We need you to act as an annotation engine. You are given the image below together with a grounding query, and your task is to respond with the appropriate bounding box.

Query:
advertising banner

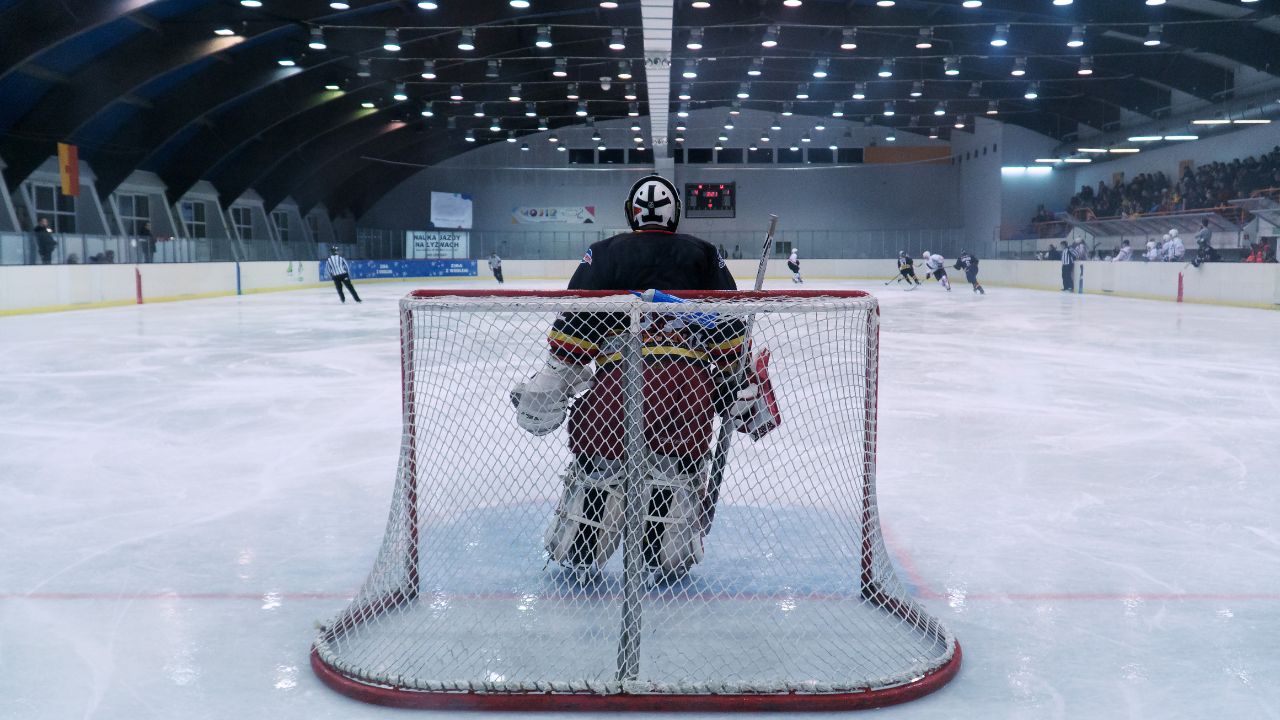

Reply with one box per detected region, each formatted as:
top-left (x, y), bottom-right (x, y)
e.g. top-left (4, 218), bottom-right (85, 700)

top-left (431, 191), bottom-right (473, 229)
top-left (321, 259), bottom-right (477, 281)
top-left (511, 206), bottom-right (597, 224)
top-left (406, 230), bottom-right (470, 259)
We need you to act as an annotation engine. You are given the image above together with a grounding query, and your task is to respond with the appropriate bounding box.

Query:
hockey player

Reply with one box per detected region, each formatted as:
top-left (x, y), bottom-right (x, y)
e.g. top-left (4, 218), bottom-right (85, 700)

top-left (953, 250), bottom-right (984, 294)
top-left (487, 252), bottom-right (504, 284)
top-left (787, 247), bottom-right (803, 283)
top-left (509, 174), bottom-right (772, 580)
top-left (921, 250), bottom-right (951, 291)
top-left (1164, 229), bottom-right (1185, 262)
top-left (1111, 240), bottom-right (1133, 262)
top-left (896, 250), bottom-right (922, 288)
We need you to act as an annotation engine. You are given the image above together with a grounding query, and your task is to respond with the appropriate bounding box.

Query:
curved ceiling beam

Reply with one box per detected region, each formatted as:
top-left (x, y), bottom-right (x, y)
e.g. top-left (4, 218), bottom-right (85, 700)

top-left (0, 0), bottom-right (163, 81)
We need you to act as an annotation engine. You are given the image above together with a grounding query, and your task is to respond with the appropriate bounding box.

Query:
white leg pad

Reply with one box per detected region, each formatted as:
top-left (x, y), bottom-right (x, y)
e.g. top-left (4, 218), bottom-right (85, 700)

top-left (642, 455), bottom-right (707, 578)
top-left (544, 460), bottom-right (625, 570)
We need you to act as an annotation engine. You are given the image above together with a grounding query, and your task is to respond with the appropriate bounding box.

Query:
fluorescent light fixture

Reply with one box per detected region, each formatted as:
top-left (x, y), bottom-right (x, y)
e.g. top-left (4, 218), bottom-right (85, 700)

top-left (1063, 157), bottom-right (1092, 163)
top-left (1191, 118), bottom-right (1230, 125)
top-left (1108, 148), bottom-right (1141, 153)
top-left (1233, 118), bottom-right (1272, 124)
top-left (1127, 136), bottom-right (1161, 142)
top-left (1035, 158), bottom-right (1062, 163)
top-left (1163, 135), bottom-right (1198, 141)
top-left (1077, 148), bottom-right (1108, 153)
top-left (214, 27), bottom-right (235, 36)
top-left (360, 101), bottom-right (375, 108)
top-left (991, 24), bottom-right (1009, 47)
top-left (383, 29), bottom-right (401, 52)
top-left (324, 83), bottom-right (340, 91)
top-left (277, 58), bottom-right (296, 66)
top-left (417, 1), bottom-right (437, 8)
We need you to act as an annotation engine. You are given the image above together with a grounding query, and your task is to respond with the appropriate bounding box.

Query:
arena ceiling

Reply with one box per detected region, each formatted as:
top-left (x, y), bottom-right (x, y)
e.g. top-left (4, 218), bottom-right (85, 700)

top-left (0, 0), bottom-right (1277, 217)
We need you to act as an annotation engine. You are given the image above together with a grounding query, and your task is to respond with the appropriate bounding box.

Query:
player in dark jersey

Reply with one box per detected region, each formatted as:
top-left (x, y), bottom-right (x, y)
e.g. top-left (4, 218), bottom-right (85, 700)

top-left (953, 251), bottom-right (985, 294)
top-left (897, 250), bottom-right (922, 288)
top-left (510, 175), bottom-right (761, 580)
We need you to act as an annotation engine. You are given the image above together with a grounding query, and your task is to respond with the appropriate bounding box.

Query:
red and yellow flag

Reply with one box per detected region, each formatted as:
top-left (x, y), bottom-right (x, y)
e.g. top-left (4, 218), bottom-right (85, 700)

top-left (57, 142), bottom-right (79, 196)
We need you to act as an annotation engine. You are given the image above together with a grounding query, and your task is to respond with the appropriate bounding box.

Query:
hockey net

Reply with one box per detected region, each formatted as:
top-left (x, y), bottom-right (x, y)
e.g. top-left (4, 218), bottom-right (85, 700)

top-left (311, 289), bottom-right (959, 711)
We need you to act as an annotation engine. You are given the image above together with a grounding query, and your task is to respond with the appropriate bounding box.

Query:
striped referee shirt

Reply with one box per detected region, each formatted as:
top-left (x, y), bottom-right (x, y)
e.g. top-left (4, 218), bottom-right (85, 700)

top-left (325, 255), bottom-right (350, 277)
top-left (1061, 249), bottom-right (1074, 266)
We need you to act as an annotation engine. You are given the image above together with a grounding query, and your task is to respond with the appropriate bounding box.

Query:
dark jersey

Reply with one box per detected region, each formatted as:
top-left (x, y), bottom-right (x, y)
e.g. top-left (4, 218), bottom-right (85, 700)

top-left (549, 231), bottom-right (744, 370)
top-left (954, 253), bottom-right (979, 271)
top-left (897, 256), bottom-right (914, 271)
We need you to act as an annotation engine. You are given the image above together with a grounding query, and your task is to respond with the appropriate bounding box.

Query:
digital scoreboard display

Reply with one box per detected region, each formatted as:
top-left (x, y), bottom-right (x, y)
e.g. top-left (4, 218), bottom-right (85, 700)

top-left (685, 182), bottom-right (736, 218)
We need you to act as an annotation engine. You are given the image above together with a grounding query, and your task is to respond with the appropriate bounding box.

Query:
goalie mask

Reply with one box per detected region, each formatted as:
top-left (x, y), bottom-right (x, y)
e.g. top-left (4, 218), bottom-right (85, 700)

top-left (625, 174), bottom-right (681, 233)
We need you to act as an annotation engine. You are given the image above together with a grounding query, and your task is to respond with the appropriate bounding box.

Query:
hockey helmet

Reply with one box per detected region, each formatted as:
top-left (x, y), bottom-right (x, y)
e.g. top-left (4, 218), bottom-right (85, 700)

top-left (625, 174), bottom-right (681, 233)
top-left (1169, 228), bottom-right (1179, 237)
top-left (921, 250), bottom-right (931, 259)
top-left (330, 245), bottom-right (340, 255)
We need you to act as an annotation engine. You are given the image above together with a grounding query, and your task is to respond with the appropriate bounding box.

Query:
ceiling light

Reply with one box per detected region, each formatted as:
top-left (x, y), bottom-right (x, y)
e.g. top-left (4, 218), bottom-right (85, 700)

top-left (1053, 0), bottom-right (1073, 4)
top-left (852, 82), bottom-right (867, 100)
top-left (909, 81), bottom-right (924, 98)
top-left (419, 101), bottom-right (434, 117)
top-left (489, 117), bottom-right (501, 131)
top-left (748, 58), bottom-right (763, 76)
top-left (986, 100), bottom-right (999, 115)
top-left (473, 103), bottom-right (486, 117)
top-left (813, 58), bottom-right (830, 78)
top-left (1035, 158), bottom-right (1063, 164)
top-left (465, 130), bottom-right (476, 142)
top-left (1234, 118), bottom-right (1272, 124)
top-left (360, 101), bottom-right (375, 108)
top-left (1191, 118), bottom-right (1230, 125)
top-left (884, 101), bottom-right (896, 116)
top-left (240, 0), bottom-right (262, 6)
top-left (692, 0), bottom-right (711, 7)
top-left (928, 128), bottom-right (939, 139)
top-left (954, 115), bottom-right (966, 129)
top-left (1011, 57), bottom-right (1027, 76)
top-left (277, 58), bottom-right (296, 66)
top-left (714, 142), bottom-right (724, 151)
top-left (963, 0), bottom-right (982, 7)
top-left (991, 24), bottom-right (1009, 47)
top-left (519, 142), bottom-right (530, 152)
top-left (675, 120), bottom-right (687, 131)
top-left (760, 132), bottom-right (770, 142)
top-left (631, 119), bottom-right (642, 131)
top-left (324, 83), bottom-right (340, 91)
top-left (624, 84), bottom-right (638, 100)
top-left (1077, 148), bottom-right (1107, 153)
top-left (538, 117), bottom-right (549, 131)
top-left (968, 81), bottom-right (982, 97)
top-left (357, 58), bottom-right (371, 77)
top-left (782, 102), bottom-right (794, 117)
top-left (1128, 135), bottom-right (1161, 142)
top-left (636, 135), bottom-right (647, 143)
top-left (609, 29), bottom-right (626, 50)
top-left (723, 117), bottom-right (734, 129)
top-left (417, 1), bottom-right (438, 8)
top-left (1145, 0), bottom-right (1166, 5)
top-left (934, 101), bottom-right (946, 116)
top-left (486, 59), bottom-right (500, 79)
top-left (597, 141), bottom-right (607, 150)
top-left (737, 83), bottom-right (751, 99)
top-left (600, 0), bottom-right (618, 7)
top-left (1144, 25), bottom-right (1162, 47)
top-left (591, 129), bottom-right (602, 141)
top-left (392, 82), bottom-right (408, 101)
top-left (535, 26), bottom-right (552, 48)
top-left (449, 84), bottom-right (463, 100)
top-left (308, 28), bottom-right (326, 50)
top-left (801, 132), bottom-right (812, 143)
top-left (877, 0), bottom-right (895, 6)
top-left (420, 60), bottom-right (436, 79)
top-left (383, 29), bottom-right (401, 52)
top-left (506, 132), bottom-right (517, 143)
top-left (576, 101), bottom-right (588, 116)
top-left (458, 28), bottom-right (476, 51)
top-left (916, 28), bottom-right (934, 49)
top-left (628, 102), bottom-right (640, 117)
top-left (1024, 82), bottom-right (1039, 100)
top-left (677, 103), bottom-right (689, 117)
top-left (762, 25), bottom-right (779, 48)
top-left (1077, 56), bottom-right (1093, 75)
top-left (525, 102), bottom-right (537, 117)
top-left (687, 27), bottom-right (704, 50)
top-left (840, 28), bottom-right (858, 50)
top-left (678, 84), bottom-right (691, 100)
top-left (509, 84), bottom-right (522, 101)
top-left (1066, 25), bottom-right (1084, 48)
top-left (1109, 148), bottom-right (1140, 153)
top-left (617, 61), bottom-right (632, 80)
top-left (771, 117), bottom-right (782, 130)
top-left (1163, 135), bottom-right (1198, 141)
top-left (878, 58), bottom-right (894, 78)
top-left (796, 84), bottom-right (810, 100)
top-left (511, 0), bottom-right (530, 7)
top-left (788, 144), bottom-right (799, 152)
top-left (944, 56), bottom-right (960, 76)
top-left (682, 61), bottom-right (698, 79)
top-left (214, 27), bottom-right (235, 36)
top-left (717, 130), bottom-right (729, 141)
top-left (1064, 158), bottom-right (1092, 163)
top-left (329, 1), bottom-right (350, 8)
top-left (750, 143), bottom-right (759, 152)
top-left (783, 0), bottom-right (802, 6)
top-left (674, 135), bottom-right (684, 143)
top-left (832, 103), bottom-right (845, 117)
top-left (552, 58), bottom-right (568, 77)
top-left (566, 82), bottom-right (579, 99)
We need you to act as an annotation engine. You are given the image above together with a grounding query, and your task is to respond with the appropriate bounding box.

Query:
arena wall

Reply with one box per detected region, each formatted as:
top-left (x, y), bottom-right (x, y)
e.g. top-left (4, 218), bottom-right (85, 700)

top-left (0, 259), bottom-right (1276, 315)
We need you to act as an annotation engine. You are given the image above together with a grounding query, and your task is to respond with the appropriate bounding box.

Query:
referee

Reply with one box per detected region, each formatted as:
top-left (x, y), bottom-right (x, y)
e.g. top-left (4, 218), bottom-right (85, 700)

top-left (1059, 240), bottom-right (1074, 292)
top-left (325, 246), bottom-right (361, 303)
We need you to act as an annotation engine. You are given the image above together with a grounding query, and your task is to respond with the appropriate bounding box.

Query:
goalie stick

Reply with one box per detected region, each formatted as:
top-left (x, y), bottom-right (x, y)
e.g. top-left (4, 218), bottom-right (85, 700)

top-left (702, 214), bottom-right (779, 532)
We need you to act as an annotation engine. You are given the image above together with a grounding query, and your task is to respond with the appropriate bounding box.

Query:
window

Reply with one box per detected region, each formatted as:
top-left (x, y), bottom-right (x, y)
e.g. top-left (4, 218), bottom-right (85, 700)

top-left (568, 149), bottom-right (594, 165)
top-left (598, 149), bottom-right (625, 165)
top-left (306, 213), bottom-right (320, 242)
top-left (686, 148), bottom-right (713, 164)
top-left (116, 193), bottom-right (150, 235)
top-left (181, 200), bottom-right (207, 238)
top-left (627, 148), bottom-right (654, 164)
top-left (837, 148), bottom-right (864, 164)
top-left (715, 148), bottom-right (744, 164)
top-left (33, 183), bottom-right (76, 232)
top-left (777, 147), bottom-right (803, 164)
top-left (806, 148), bottom-right (834, 164)
top-left (230, 206), bottom-right (253, 240)
top-left (272, 210), bottom-right (290, 242)
top-left (747, 147), bottom-right (773, 164)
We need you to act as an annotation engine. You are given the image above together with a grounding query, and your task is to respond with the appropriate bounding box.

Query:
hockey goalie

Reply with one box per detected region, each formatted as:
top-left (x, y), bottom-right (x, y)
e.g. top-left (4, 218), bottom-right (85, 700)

top-left (510, 175), bottom-right (780, 580)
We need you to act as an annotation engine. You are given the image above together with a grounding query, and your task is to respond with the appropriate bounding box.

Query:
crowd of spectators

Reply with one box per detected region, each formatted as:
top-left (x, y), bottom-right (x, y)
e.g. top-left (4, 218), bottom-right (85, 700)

top-left (1052, 146), bottom-right (1280, 221)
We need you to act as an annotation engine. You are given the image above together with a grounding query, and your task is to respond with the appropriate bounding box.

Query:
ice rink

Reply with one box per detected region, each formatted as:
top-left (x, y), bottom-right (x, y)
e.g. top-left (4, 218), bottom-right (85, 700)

top-left (2, 277), bottom-right (1279, 719)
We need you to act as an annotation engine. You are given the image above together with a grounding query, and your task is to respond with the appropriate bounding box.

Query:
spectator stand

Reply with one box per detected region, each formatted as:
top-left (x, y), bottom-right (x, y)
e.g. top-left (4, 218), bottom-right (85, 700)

top-left (1061, 211), bottom-right (1240, 260)
top-left (995, 217), bottom-right (1074, 260)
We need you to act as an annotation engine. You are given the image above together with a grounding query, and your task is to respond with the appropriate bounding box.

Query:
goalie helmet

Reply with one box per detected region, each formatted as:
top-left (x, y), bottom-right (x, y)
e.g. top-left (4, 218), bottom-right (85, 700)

top-left (625, 174), bottom-right (681, 233)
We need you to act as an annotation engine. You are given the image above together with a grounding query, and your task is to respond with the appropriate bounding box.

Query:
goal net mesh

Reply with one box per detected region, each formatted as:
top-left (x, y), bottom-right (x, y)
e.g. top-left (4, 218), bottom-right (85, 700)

top-left (312, 289), bottom-right (957, 707)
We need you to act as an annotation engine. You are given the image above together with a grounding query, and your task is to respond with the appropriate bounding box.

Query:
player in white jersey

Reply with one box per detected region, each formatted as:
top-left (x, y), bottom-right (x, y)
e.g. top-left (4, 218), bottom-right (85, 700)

top-left (787, 248), bottom-right (802, 283)
top-left (921, 251), bottom-right (951, 291)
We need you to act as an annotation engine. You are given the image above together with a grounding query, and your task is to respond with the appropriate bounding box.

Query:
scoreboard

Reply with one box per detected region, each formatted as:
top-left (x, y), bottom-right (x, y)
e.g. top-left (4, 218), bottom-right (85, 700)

top-left (685, 182), bottom-right (736, 218)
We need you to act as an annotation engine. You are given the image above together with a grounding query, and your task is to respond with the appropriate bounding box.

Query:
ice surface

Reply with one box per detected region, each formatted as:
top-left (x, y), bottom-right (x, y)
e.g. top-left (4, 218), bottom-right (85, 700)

top-left (1, 278), bottom-right (1278, 719)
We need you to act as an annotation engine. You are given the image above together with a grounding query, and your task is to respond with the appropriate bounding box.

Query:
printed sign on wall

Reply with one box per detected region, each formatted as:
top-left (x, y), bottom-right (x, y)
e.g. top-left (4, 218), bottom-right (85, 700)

top-left (511, 206), bottom-right (597, 224)
top-left (430, 191), bottom-right (473, 229)
top-left (406, 230), bottom-right (470, 259)
top-left (321, 259), bottom-right (477, 281)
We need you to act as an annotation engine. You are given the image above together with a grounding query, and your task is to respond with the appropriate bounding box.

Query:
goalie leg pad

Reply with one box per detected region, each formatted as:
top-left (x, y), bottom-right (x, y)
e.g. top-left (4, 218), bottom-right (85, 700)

top-left (544, 459), bottom-right (625, 570)
top-left (641, 454), bottom-right (707, 579)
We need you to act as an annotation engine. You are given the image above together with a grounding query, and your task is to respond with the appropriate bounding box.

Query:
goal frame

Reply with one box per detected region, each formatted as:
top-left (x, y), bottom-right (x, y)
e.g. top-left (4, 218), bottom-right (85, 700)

top-left (310, 288), bottom-right (961, 712)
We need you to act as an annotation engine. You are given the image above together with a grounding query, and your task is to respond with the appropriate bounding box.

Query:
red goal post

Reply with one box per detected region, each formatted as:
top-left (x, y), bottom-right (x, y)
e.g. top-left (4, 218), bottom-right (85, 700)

top-left (311, 288), bottom-right (960, 711)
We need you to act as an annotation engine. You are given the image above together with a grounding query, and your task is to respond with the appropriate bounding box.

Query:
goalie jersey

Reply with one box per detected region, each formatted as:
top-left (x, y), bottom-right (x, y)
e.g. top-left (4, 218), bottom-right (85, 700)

top-left (548, 231), bottom-right (746, 371)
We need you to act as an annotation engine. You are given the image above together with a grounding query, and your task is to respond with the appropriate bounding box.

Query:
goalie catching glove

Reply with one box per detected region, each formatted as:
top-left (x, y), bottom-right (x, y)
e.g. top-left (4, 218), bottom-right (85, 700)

top-left (723, 348), bottom-right (782, 441)
top-left (510, 356), bottom-right (594, 435)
